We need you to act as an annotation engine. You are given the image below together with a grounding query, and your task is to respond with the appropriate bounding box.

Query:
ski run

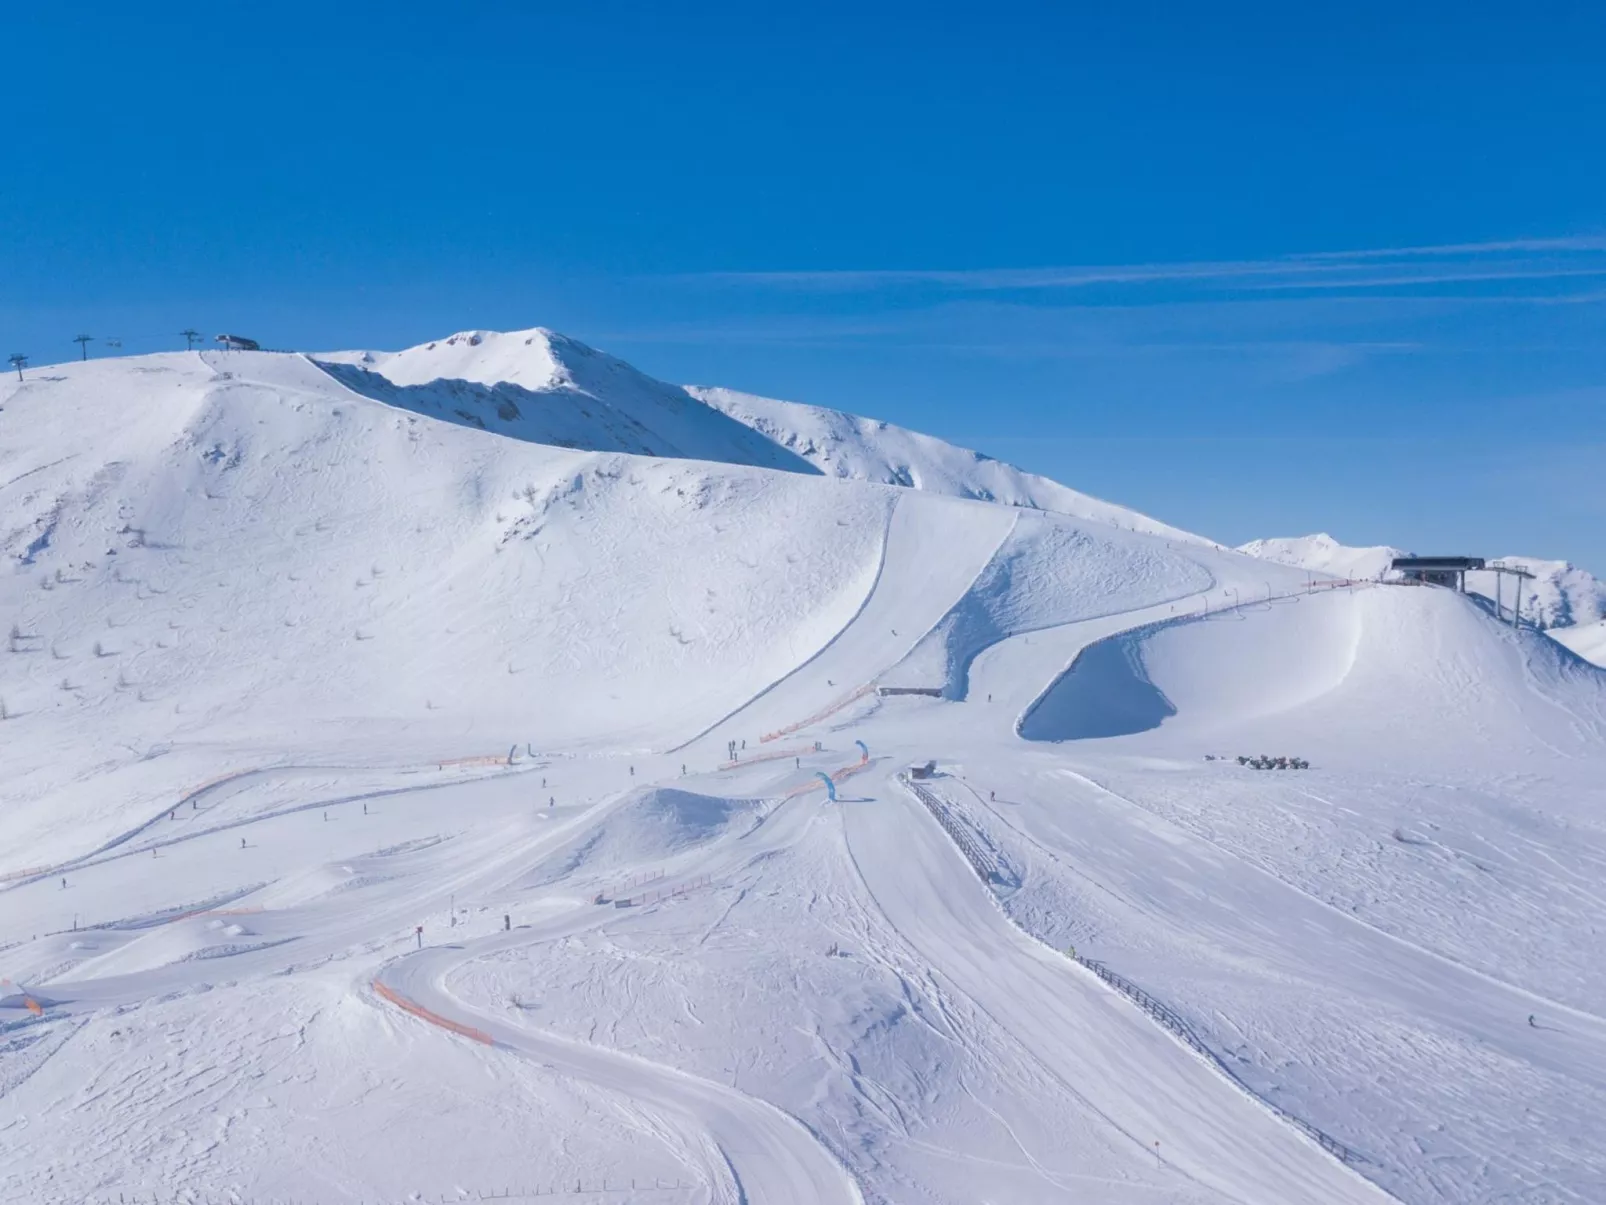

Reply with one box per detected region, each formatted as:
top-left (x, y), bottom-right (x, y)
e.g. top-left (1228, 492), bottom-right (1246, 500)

top-left (3, 329), bottom-right (1604, 1204)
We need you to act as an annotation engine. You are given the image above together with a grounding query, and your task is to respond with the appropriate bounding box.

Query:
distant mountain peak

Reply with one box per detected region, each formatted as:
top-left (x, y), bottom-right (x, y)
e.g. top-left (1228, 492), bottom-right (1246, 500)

top-left (1236, 533), bottom-right (1406, 582)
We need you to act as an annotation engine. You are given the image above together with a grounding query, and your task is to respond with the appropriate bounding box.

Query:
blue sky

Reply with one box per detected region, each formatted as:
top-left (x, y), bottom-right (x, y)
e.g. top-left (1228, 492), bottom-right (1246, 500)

top-left (4, 2), bottom-right (1604, 568)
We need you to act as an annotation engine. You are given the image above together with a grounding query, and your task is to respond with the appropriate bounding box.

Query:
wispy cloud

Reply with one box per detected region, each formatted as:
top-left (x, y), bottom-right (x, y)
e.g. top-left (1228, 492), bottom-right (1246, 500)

top-left (1296, 236), bottom-right (1606, 261)
top-left (682, 236), bottom-right (1606, 298)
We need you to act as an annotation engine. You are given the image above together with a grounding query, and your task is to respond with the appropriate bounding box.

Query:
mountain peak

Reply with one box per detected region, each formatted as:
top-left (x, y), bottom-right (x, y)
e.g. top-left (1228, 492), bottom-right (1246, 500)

top-left (331, 326), bottom-right (577, 392)
top-left (310, 326), bottom-right (1196, 538)
top-left (1236, 533), bottom-right (1406, 581)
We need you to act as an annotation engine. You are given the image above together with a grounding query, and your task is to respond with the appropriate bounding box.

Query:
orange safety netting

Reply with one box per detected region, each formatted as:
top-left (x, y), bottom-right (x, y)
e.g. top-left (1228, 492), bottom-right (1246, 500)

top-left (372, 979), bottom-right (494, 1046)
top-left (760, 683), bottom-right (877, 743)
top-left (785, 753), bottom-right (875, 798)
top-left (718, 743), bottom-right (816, 771)
top-left (436, 755), bottom-right (509, 769)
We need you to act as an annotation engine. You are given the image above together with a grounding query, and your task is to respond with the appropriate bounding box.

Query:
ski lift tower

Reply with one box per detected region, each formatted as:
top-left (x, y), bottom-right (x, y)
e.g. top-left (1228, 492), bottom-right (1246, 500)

top-left (1485, 560), bottom-right (1537, 629)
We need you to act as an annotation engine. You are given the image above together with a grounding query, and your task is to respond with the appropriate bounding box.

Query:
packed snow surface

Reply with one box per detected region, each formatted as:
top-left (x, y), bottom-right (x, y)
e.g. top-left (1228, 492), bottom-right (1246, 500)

top-left (3, 331), bottom-right (1604, 1205)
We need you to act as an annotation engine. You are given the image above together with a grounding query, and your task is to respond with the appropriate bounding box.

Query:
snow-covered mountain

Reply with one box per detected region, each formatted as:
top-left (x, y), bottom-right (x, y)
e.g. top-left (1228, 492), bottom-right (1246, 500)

top-left (315, 329), bottom-right (815, 473)
top-left (1554, 618), bottom-right (1606, 668)
top-left (1235, 532), bottom-right (1405, 582)
top-left (692, 383), bottom-right (1202, 540)
top-left (1469, 555), bottom-right (1606, 629)
top-left (315, 328), bottom-right (1195, 540)
top-left (0, 329), bottom-right (1203, 876)
top-left (1238, 532), bottom-right (1604, 632)
top-left (4, 329), bottom-right (1606, 1205)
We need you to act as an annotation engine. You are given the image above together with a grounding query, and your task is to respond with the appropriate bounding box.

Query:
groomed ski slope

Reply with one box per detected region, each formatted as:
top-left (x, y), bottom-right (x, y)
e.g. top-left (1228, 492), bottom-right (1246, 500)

top-left (3, 334), bottom-right (1604, 1204)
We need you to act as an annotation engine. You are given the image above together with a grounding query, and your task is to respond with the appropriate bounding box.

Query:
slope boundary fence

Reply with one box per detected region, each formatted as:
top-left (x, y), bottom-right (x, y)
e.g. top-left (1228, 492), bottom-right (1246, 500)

top-left (1200, 578), bottom-right (1375, 618)
top-left (438, 754), bottom-right (514, 770)
top-left (895, 775), bottom-right (1374, 1175)
top-left (1073, 957), bottom-right (1364, 1166)
top-left (372, 979), bottom-right (494, 1046)
top-left (760, 682), bottom-right (877, 742)
top-left (902, 777), bottom-right (1002, 882)
top-left (718, 743), bottom-right (816, 771)
top-left (786, 750), bottom-right (877, 798)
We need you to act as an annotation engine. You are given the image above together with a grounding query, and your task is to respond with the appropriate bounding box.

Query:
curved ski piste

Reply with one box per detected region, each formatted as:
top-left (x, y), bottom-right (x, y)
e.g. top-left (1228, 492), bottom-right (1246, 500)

top-left (375, 930), bottom-right (864, 1205)
top-left (681, 491), bottom-right (1018, 751)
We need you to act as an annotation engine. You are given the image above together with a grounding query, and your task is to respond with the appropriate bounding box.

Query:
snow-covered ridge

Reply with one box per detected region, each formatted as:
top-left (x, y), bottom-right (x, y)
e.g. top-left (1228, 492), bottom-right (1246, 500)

top-left (314, 329), bottom-right (815, 473)
top-left (1235, 533), bottom-right (1404, 583)
top-left (1238, 532), bottom-right (1604, 631)
top-left (692, 383), bottom-right (1204, 542)
top-left (321, 327), bottom-right (1192, 538)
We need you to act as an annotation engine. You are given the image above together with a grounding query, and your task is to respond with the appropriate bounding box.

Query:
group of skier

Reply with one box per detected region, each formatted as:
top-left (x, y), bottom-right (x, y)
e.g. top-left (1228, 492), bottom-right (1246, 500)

top-left (1236, 754), bottom-right (1310, 770)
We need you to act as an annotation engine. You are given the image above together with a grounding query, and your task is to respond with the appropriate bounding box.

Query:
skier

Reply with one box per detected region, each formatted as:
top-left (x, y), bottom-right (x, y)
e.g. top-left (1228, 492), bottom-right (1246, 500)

top-left (61, 877), bottom-right (66, 889)
top-left (240, 837), bottom-right (246, 849)
top-left (1529, 1014), bottom-right (1538, 1028)
top-left (504, 914), bottom-right (511, 931)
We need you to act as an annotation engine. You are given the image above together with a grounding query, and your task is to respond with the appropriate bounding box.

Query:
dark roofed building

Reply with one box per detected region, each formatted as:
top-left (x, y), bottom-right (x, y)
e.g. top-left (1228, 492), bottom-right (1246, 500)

top-left (1391, 556), bottom-right (1485, 590)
